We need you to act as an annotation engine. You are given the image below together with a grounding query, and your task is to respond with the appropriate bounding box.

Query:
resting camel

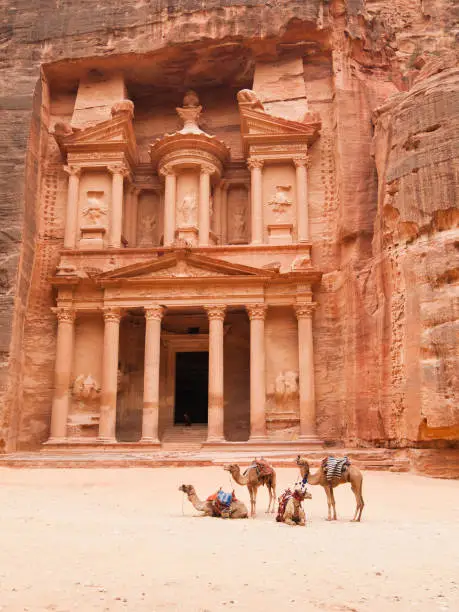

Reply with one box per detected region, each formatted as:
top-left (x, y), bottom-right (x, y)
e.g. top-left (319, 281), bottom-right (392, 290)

top-left (296, 455), bottom-right (364, 522)
top-left (276, 484), bottom-right (312, 526)
top-left (178, 484), bottom-right (248, 518)
top-left (224, 460), bottom-right (277, 517)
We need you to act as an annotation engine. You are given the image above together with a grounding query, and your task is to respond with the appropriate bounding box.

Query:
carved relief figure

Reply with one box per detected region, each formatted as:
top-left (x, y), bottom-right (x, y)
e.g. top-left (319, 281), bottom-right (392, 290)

top-left (82, 191), bottom-right (107, 225)
top-left (268, 185), bottom-right (292, 216)
top-left (274, 371), bottom-right (299, 407)
top-left (231, 206), bottom-right (247, 241)
top-left (138, 215), bottom-right (156, 246)
top-left (73, 374), bottom-right (101, 401)
top-left (236, 89), bottom-right (264, 110)
top-left (179, 192), bottom-right (197, 226)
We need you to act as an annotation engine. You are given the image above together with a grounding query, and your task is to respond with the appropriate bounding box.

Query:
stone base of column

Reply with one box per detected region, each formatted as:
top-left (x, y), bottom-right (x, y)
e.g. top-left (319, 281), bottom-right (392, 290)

top-left (96, 436), bottom-right (117, 444)
top-left (297, 434), bottom-right (323, 447)
top-left (138, 437), bottom-right (161, 447)
top-left (44, 437), bottom-right (68, 445)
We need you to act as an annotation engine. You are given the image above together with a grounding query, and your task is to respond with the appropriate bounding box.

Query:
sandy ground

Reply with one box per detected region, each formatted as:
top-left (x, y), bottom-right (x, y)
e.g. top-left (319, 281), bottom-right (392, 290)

top-left (0, 468), bottom-right (458, 612)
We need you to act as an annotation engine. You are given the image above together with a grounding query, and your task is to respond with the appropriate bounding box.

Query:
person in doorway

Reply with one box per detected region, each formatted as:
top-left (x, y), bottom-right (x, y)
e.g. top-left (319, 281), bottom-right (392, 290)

top-left (183, 411), bottom-right (192, 427)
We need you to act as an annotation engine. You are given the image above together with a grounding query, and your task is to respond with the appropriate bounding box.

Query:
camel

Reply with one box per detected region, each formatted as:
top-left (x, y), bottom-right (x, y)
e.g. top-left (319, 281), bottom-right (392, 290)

top-left (224, 459), bottom-right (277, 517)
top-left (276, 486), bottom-right (312, 526)
top-left (178, 485), bottom-right (249, 519)
top-left (296, 455), bottom-right (364, 522)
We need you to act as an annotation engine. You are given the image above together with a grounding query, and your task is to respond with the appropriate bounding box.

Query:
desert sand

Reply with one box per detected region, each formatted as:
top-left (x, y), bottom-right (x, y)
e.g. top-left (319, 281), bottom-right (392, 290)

top-left (0, 467), bottom-right (458, 611)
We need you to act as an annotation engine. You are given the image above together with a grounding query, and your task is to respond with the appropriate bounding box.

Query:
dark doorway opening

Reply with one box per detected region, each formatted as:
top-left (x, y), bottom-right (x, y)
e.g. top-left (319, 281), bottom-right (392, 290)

top-left (174, 351), bottom-right (209, 424)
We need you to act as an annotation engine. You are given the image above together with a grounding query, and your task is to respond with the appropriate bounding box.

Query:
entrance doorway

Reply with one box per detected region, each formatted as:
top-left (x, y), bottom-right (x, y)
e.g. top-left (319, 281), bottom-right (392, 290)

top-left (174, 351), bottom-right (209, 424)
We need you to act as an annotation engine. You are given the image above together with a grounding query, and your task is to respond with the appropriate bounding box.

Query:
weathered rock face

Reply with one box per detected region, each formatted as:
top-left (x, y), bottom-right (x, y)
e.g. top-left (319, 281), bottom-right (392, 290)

top-left (0, 0), bottom-right (457, 458)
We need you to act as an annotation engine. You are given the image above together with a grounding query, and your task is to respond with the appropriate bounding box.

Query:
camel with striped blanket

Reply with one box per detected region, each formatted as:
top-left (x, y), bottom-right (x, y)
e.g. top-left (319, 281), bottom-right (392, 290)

top-left (296, 456), bottom-right (364, 522)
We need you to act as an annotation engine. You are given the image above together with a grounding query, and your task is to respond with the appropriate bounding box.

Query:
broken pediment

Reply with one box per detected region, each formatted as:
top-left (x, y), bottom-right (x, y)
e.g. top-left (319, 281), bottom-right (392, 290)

top-left (237, 89), bottom-right (321, 156)
top-left (97, 252), bottom-right (276, 283)
top-left (53, 100), bottom-right (138, 166)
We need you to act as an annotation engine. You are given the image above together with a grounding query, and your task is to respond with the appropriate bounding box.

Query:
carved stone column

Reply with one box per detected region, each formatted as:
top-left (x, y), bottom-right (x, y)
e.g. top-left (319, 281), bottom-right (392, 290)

top-left (127, 186), bottom-right (140, 247)
top-left (247, 158), bottom-right (264, 245)
top-left (294, 156), bottom-right (310, 243)
top-left (221, 181), bottom-right (228, 245)
top-left (246, 304), bottom-right (267, 439)
top-left (49, 307), bottom-right (75, 441)
top-left (98, 307), bottom-right (122, 442)
top-left (205, 305), bottom-right (226, 442)
top-left (161, 166), bottom-right (176, 246)
top-left (295, 303), bottom-right (317, 438)
top-left (63, 166), bottom-right (81, 249)
top-left (141, 305), bottom-right (164, 444)
top-left (199, 165), bottom-right (212, 246)
top-left (108, 165), bottom-right (126, 248)
top-left (213, 185), bottom-right (222, 242)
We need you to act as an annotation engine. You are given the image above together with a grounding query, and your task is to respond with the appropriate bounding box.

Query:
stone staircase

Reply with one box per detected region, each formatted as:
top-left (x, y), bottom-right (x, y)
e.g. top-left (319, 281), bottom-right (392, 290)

top-left (160, 424), bottom-right (208, 451)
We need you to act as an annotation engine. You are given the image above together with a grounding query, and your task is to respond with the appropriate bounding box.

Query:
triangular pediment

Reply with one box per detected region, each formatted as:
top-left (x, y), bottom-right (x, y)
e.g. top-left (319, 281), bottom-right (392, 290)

top-left (53, 114), bottom-right (138, 165)
top-left (98, 252), bottom-right (276, 282)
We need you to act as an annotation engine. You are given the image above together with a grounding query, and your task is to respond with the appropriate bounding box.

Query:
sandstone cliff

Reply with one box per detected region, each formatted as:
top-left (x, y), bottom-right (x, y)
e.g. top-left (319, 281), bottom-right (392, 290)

top-left (0, 0), bottom-right (457, 454)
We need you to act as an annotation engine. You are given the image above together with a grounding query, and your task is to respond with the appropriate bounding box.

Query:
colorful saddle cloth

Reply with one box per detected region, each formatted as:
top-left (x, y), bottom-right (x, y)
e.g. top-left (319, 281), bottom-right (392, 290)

top-left (322, 456), bottom-right (351, 481)
top-left (276, 488), bottom-right (305, 523)
top-left (244, 458), bottom-right (274, 479)
top-left (207, 489), bottom-right (236, 517)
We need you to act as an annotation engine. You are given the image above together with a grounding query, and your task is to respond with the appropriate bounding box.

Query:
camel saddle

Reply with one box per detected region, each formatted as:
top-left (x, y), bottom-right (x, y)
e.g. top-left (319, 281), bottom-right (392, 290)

top-left (244, 458), bottom-right (274, 479)
top-left (207, 489), bottom-right (237, 517)
top-left (322, 456), bottom-right (351, 481)
top-left (276, 489), bottom-right (304, 524)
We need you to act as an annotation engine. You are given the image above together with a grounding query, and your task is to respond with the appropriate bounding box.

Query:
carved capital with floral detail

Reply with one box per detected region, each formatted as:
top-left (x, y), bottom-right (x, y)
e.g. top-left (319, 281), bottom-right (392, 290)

top-left (200, 164), bottom-right (214, 177)
top-left (204, 305), bottom-right (226, 321)
top-left (293, 155), bottom-right (311, 169)
top-left (294, 303), bottom-right (316, 319)
top-left (103, 306), bottom-right (122, 323)
top-left (63, 165), bottom-right (82, 178)
top-left (107, 164), bottom-right (129, 178)
top-left (246, 304), bottom-right (268, 320)
top-left (247, 158), bottom-right (264, 171)
top-left (144, 305), bottom-right (165, 322)
top-left (52, 306), bottom-right (76, 324)
top-left (159, 164), bottom-right (175, 178)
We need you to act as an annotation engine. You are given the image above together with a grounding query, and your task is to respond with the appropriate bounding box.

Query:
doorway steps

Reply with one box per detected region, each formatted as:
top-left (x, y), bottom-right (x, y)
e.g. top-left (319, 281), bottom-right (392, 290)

top-left (160, 424), bottom-right (208, 451)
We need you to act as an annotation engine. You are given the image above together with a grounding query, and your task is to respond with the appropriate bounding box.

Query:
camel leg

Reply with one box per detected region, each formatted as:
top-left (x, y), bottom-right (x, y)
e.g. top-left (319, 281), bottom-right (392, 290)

top-left (351, 481), bottom-right (364, 522)
top-left (266, 485), bottom-right (275, 513)
top-left (271, 483), bottom-right (277, 513)
top-left (248, 486), bottom-right (256, 518)
top-left (330, 487), bottom-right (337, 520)
top-left (324, 486), bottom-right (333, 521)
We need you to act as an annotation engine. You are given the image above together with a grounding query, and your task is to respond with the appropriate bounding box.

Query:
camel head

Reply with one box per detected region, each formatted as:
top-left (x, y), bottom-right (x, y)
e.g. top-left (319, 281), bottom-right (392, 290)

top-left (293, 483), bottom-right (312, 501)
top-left (296, 455), bottom-right (310, 473)
top-left (178, 484), bottom-right (195, 496)
top-left (223, 464), bottom-right (239, 474)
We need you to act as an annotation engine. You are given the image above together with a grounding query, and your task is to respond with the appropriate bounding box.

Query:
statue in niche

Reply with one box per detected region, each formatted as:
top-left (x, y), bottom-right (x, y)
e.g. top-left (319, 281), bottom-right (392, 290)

top-left (182, 90), bottom-right (200, 108)
top-left (82, 192), bottom-right (107, 225)
top-left (274, 370), bottom-right (299, 407)
top-left (232, 206), bottom-right (247, 241)
top-left (236, 89), bottom-right (264, 111)
top-left (268, 185), bottom-right (292, 216)
top-left (73, 374), bottom-right (101, 402)
top-left (179, 192), bottom-right (197, 225)
top-left (138, 214), bottom-right (156, 246)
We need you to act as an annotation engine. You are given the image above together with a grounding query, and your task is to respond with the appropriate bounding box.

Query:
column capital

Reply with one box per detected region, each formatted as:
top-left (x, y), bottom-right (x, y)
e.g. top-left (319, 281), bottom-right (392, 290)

top-left (107, 164), bottom-right (129, 177)
top-left (63, 165), bottom-right (82, 177)
top-left (294, 302), bottom-right (316, 319)
top-left (200, 164), bottom-right (214, 176)
top-left (293, 155), bottom-right (311, 169)
top-left (144, 305), bottom-right (165, 321)
top-left (103, 306), bottom-right (122, 323)
top-left (204, 305), bottom-right (226, 321)
top-left (159, 164), bottom-right (175, 178)
top-left (247, 158), bottom-right (264, 171)
top-left (52, 306), bottom-right (75, 323)
top-left (246, 304), bottom-right (267, 320)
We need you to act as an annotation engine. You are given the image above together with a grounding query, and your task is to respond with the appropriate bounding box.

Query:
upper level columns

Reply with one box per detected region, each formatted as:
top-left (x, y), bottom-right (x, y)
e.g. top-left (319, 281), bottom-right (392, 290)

top-left (161, 166), bottom-right (177, 246)
top-left (142, 305), bottom-right (164, 444)
top-left (205, 305), bottom-right (226, 442)
top-left (295, 303), bottom-right (317, 439)
top-left (63, 166), bottom-right (81, 249)
top-left (294, 155), bottom-right (310, 243)
top-left (247, 158), bottom-right (264, 245)
top-left (49, 306), bottom-right (75, 441)
top-left (108, 165), bottom-right (127, 248)
top-left (98, 307), bottom-right (122, 442)
top-left (246, 304), bottom-right (267, 439)
top-left (199, 165), bottom-right (212, 246)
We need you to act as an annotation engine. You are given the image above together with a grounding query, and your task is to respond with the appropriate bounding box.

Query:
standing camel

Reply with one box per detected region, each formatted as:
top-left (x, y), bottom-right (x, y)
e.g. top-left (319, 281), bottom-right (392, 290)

top-left (296, 455), bottom-right (364, 522)
top-left (178, 485), bottom-right (248, 518)
top-left (224, 460), bottom-right (276, 517)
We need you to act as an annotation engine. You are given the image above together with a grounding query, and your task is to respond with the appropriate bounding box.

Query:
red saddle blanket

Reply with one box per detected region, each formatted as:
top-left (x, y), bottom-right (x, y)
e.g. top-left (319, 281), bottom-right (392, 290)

top-left (245, 459), bottom-right (274, 478)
